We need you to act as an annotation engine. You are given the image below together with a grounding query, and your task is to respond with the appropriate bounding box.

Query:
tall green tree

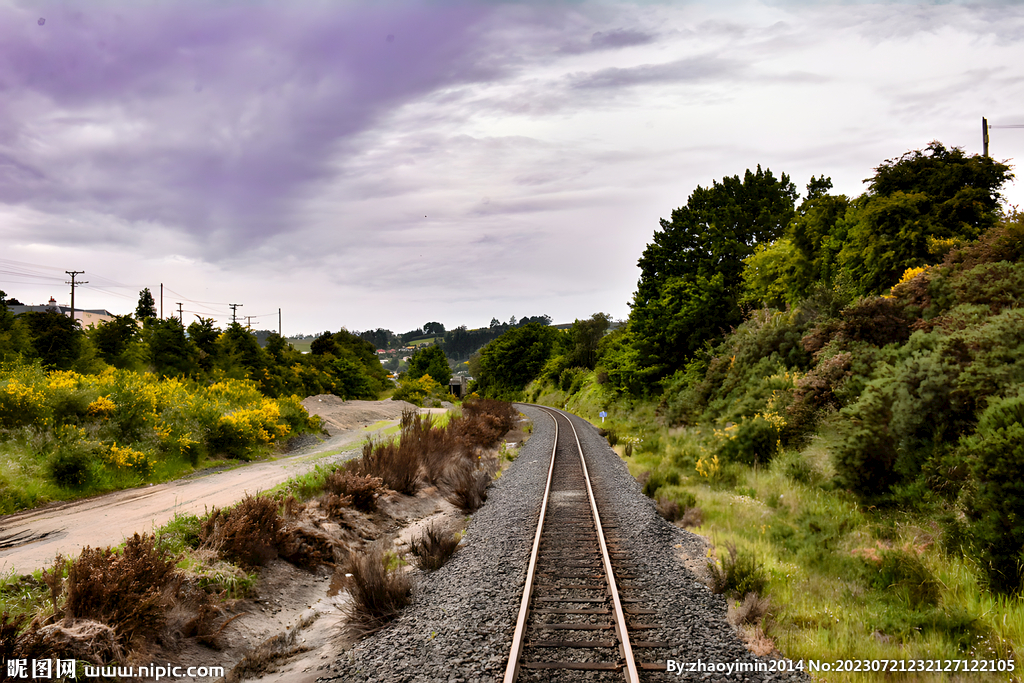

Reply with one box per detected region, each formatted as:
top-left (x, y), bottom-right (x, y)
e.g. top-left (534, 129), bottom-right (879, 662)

top-left (475, 322), bottom-right (559, 399)
top-left (90, 314), bottom-right (140, 366)
top-left (564, 313), bottom-right (612, 369)
top-left (838, 142), bottom-right (1012, 295)
top-left (630, 166), bottom-right (797, 380)
top-left (147, 317), bottom-right (198, 377)
top-left (135, 288), bottom-right (157, 321)
top-left (406, 344), bottom-right (451, 385)
top-left (187, 317), bottom-right (219, 371)
top-left (22, 309), bottom-right (83, 369)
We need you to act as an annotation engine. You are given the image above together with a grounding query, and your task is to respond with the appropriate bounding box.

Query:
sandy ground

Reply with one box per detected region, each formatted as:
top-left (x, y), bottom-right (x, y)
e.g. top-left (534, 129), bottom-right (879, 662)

top-left (0, 398), bottom-right (422, 575)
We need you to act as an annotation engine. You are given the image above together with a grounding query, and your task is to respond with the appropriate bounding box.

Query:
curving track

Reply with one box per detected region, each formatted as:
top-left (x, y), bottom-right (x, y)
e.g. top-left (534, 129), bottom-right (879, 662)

top-left (505, 406), bottom-right (669, 682)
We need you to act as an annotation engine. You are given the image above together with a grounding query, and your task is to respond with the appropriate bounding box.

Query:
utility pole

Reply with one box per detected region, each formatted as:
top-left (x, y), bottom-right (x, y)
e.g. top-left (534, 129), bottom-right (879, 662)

top-left (278, 308), bottom-right (282, 336)
top-left (983, 117), bottom-right (989, 157)
top-left (65, 271), bottom-right (87, 324)
top-left (160, 283), bottom-right (163, 319)
top-left (245, 315), bottom-right (252, 330)
top-left (229, 303), bottom-right (242, 324)
top-left (176, 302), bottom-right (183, 322)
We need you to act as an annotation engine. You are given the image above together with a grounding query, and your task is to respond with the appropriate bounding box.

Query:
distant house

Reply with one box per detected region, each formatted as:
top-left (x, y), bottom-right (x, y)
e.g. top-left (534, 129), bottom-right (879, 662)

top-left (9, 297), bottom-right (116, 328)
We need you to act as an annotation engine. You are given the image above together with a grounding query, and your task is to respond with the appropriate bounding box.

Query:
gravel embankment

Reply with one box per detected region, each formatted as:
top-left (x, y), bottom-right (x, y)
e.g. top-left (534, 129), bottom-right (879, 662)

top-left (319, 405), bottom-right (809, 683)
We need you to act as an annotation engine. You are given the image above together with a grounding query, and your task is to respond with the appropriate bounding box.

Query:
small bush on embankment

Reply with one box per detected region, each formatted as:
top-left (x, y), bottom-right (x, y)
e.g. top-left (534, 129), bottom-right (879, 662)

top-left (410, 524), bottom-right (460, 572)
top-left (0, 362), bottom-right (323, 514)
top-left (341, 546), bottom-right (412, 635)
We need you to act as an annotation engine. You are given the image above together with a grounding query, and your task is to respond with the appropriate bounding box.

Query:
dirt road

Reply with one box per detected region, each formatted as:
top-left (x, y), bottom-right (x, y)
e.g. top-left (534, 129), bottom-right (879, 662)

top-left (0, 398), bottom-right (425, 575)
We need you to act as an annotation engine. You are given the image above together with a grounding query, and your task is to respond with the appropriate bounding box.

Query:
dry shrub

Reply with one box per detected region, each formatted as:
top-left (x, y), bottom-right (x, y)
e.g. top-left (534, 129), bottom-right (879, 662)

top-left (409, 524), bottom-right (459, 572)
top-left (281, 495), bottom-right (305, 519)
top-left (456, 399), bottom-right (516, 449)
top-left (357, 437), bottom-right (420, 495)
top-left (444, 467), bottom-right (488, 513)
top-left (64, 533), bottom-right (179, 648)
top-left (201, 493), bottom-right (281, 567)
top-left (656, 496), bottom-right (681, 522)
top-left (341, 546), bottom-right (411, 635)
top-left (324, 470), bottom-right (385, 512)
top-left (729, 592), bottom-right (771, 626)
top-left (277, 523), bottom-right (339, 569)
top-left (354, 400), bottom-right (514, 506)
top-left (320, 492), bottom-right (353, 517)
top-left (19, 619), bottom-right (124, 665)
top-left (680, 506), bottom-right (704, 528)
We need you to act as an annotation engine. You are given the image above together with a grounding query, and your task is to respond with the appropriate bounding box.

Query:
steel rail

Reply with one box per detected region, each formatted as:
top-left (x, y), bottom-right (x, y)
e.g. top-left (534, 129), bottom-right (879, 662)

top-left (563, 411), bottom-right (641, 683)
top-left (503, 406), bottom-right (640, 683)
top-left (503, 409), bottom-right (560, 683)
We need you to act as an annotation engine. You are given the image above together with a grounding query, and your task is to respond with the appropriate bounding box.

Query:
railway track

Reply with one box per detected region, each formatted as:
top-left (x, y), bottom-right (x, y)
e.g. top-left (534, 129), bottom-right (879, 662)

top-left (504, 406), bottom-right (670, 682)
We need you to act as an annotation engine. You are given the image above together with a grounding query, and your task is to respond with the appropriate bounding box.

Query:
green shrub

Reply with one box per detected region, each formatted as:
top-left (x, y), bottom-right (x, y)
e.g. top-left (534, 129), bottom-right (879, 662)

top-left (963, 390), bottom-right (1024, 592)
top-left (718, 416), bottom-right (780, 466)
top-left (46, 427), bottom-right (98, 489)
top-left (708, 543), bottom-right (768, 597)
top-left (49, 447), bottom-right (94, 489)
top-left (832, 376), bottom-right (899, 497)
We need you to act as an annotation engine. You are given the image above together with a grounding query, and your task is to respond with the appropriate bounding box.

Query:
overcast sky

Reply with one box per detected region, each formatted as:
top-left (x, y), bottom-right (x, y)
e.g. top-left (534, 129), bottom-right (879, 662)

top-left (1, 0), bottom-right (1022, 336)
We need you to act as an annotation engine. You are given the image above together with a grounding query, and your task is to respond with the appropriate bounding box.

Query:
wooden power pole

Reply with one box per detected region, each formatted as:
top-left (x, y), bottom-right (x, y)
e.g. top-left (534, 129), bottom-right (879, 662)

top-left (65, 271), bottom-right (87, 324)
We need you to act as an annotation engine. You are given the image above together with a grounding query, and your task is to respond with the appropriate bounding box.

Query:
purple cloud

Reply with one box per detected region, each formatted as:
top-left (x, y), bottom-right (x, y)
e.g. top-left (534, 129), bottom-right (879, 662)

top-left (0, 2), bottom-right (502, 252)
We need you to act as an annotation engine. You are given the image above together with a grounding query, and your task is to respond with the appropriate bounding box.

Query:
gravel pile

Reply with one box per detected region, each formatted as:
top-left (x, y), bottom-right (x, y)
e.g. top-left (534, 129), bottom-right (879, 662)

top-left (319, 406), bottom-right (809, 683)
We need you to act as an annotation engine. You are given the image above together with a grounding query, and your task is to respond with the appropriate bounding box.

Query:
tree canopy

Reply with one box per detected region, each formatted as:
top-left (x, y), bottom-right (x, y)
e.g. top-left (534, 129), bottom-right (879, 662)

top-left (135, 288), bottom-right (157, 320)
top-left (406, 344), bottom-right (451, 386)
top-left (630, 165), bottom-right (797, 380)
top-left (475, 323), bottom-right (559, 400)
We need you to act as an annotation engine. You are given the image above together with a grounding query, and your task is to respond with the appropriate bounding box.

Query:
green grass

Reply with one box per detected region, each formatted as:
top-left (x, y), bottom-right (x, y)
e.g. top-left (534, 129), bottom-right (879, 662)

top-left (407, 337), bottom-right (441, 347)
top-left (286, 338), bottom-right (313, 354)
top-left (532, 376), bottom-right (1024, 681)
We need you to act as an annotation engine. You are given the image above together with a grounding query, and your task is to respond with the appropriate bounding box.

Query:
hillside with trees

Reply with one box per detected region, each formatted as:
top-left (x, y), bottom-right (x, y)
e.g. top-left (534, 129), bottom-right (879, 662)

top-left (471, 142), bottom-right (1024, 668)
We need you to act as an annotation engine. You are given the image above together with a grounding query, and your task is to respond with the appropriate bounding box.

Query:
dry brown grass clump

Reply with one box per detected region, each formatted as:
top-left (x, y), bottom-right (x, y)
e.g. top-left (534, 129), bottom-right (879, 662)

top-left (277, 523), bottom-right (340, 569)
top-left (201, 493), bottom-right (281, 567)
top-left (357, 400), bottom-right (515, 504)
top-left (340, 546), bottom-right (411, 635)
top-left (680, 506), bottom-right (704, 528)
top-left (357, 436), bottom-right (420, 495)
top-left (455, 399), bottom-right (517, 449)
top-left (729, 592), bottom-right (771, 626)
top-left (656, 496), bottom-right (681, 522)
top-left (409, 524), bottom-right (459, 572)
top-left (323, 469), bottom-right (385, 512)
top-left (444, 467), bottom-right (489, 513)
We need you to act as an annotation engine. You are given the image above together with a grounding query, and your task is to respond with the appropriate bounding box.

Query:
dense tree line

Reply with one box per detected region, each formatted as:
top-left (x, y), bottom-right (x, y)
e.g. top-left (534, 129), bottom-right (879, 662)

top-left (355, 315), bottom-right (553, 361)
top-left (0, 296), bottom-right (386, 400)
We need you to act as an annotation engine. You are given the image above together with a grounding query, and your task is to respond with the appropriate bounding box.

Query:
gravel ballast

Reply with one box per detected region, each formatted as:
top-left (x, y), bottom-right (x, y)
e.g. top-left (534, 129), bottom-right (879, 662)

top-left (319, 405), bottom-right (809, 683)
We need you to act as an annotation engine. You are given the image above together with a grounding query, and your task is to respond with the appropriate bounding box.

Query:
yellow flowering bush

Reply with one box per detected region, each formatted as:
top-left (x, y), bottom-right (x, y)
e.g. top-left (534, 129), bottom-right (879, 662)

top-left (0, 362), bottom-right (318, 501)
top-left (87, 396), bottom-right (116, 419)
top-left (0, 377), bottom-right (47, 428)
top-left (103, 443), bottom-right (153, 477)
top-left (392, 374), bottom-right (444, 406)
